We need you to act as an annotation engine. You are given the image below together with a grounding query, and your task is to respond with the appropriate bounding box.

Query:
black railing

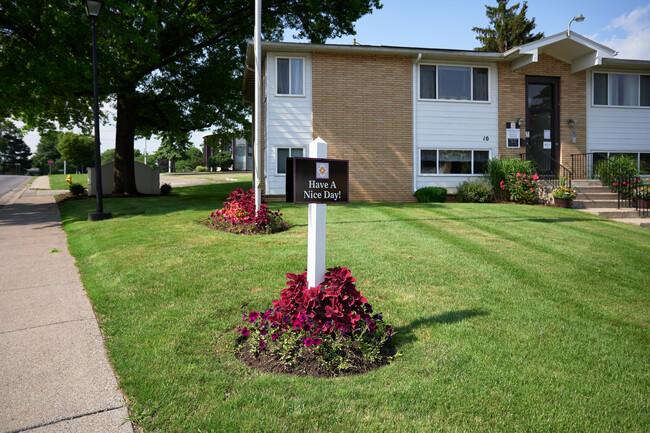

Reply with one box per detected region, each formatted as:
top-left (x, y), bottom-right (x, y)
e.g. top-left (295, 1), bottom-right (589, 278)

top-left (571, 153), bottom-right (641, 209)
top-left (636, 181), bottom-right (649, 218)
top-left (519, 151), bottom-right (572, 189)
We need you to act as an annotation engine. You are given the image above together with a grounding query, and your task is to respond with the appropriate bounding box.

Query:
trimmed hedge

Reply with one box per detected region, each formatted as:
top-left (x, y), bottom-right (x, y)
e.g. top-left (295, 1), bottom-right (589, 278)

top-left (414, 186), bottom-right (447, 203)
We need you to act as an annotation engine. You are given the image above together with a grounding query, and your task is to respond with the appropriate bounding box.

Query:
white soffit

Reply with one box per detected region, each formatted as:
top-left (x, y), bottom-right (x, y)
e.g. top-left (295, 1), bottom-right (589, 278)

top-left (505, 32), bottom-right (618, 73)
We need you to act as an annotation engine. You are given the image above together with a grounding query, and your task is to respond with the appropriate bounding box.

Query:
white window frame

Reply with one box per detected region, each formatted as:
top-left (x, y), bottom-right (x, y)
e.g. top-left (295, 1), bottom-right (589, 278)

top-left (276, 57), bottom-right (305, 97)
top-left (276, 147), bottom-right (305, 176)
top-left (419, 149), bottom-right (491, 176)
top-left (592, 71), bottom-right (650, 108)
top-left (418, 63), bottom-right (491, 103)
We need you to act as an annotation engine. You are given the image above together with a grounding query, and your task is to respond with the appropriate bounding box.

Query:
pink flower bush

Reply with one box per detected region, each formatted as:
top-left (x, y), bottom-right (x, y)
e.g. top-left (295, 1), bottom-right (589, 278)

top-left (209, 188), bottom-right (288, 234)
top-left (501, 172), bottom-right (541, 204)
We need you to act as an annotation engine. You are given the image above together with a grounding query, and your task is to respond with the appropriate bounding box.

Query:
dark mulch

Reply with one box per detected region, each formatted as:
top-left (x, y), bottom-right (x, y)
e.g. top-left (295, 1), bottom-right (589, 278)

top-left (201, 218), bottom-right (290, 236)
top-left (235, 339), bottom-right (396, 378)
top-left (55, 192), bottom-right (163, 204)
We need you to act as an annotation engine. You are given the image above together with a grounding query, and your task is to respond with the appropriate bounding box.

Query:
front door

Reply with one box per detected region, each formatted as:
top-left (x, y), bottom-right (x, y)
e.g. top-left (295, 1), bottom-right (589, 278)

top-left (526, 76), bottom-right (560, 175)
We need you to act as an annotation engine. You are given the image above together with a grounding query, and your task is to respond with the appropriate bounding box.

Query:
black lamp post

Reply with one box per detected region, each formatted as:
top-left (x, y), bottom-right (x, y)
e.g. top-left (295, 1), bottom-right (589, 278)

top-left (85, 0), bottom-right (111, 221)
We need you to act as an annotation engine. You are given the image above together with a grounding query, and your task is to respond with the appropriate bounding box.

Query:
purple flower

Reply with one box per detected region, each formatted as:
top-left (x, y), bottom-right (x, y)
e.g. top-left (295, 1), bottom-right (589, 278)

top-left (369, 321), bottom-right (377, 330)
top-left (248, 311), bottom-right (260, 323)
top-left (259, 339), bottom-right (266, 350)
top-left (241, 327), bottom-right (250, 337)
top-left (271, 333), bottom-right (279, 340)
top-left (304, 338), bottom-right (314, 347)
top-left (313, 338), bottom-right (322, 346)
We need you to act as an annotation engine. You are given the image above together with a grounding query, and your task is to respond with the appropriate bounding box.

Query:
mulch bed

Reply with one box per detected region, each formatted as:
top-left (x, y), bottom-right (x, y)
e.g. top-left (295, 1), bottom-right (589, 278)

top-left (235, 339), bottom-right (396, 378)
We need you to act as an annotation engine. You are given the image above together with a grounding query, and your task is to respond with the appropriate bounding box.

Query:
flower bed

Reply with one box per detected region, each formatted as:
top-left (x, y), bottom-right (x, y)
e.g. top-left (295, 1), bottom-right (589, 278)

top-left (206, 188), bottom-right (289, 235)
top-left (235, 267), bottom-right (396, 377)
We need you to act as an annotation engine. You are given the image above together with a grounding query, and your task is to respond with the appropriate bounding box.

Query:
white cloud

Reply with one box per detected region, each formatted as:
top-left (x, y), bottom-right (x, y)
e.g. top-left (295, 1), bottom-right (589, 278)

top-left (599, 4), bottom-right (650, 60)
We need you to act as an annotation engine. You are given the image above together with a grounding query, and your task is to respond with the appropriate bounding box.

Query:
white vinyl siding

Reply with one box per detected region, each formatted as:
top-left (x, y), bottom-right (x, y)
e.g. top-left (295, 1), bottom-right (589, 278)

top-left (414, 61), bottom-right (498, 192)
top-left (587, 71), bottom-right (650, 156)
top-left (265, 53), bottom-right (312, 194)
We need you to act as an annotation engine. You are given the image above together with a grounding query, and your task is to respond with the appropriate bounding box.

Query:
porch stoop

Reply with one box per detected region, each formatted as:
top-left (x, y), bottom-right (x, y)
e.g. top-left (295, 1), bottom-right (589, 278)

top-left (570, 180), bottom-right (650, 228)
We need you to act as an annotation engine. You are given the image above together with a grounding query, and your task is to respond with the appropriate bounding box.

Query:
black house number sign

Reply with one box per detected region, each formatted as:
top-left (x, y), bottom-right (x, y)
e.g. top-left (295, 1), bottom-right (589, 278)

top-left (286, 157), bottom-right (349, 204)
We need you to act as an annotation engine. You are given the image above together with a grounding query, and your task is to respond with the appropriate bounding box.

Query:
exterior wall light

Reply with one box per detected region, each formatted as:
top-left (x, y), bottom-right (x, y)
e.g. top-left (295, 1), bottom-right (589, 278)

top-left (517, 118), bottom-right (524, 127)
top-left (567, 118), bottom-right (575, 128)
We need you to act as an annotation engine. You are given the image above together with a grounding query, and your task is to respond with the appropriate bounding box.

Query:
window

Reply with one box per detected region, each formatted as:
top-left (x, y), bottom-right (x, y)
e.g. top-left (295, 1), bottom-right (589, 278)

top-left (420, 65), bottom-right (489, 101)
top-left (277, 147), bottom-right (304, 174)
top-left (420, 149), bottom-right (489, 175)
top-left (596, 151), bottom-right (650, 175)
top-left (593, 72), bottom-right (650, 107)
top-left (277, 58), bottom-right (304, 95)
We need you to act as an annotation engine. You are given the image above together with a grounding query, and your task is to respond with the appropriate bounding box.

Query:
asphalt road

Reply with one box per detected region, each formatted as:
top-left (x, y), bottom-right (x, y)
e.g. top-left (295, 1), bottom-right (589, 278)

top-left (0, 175), bottom-right (29, 199)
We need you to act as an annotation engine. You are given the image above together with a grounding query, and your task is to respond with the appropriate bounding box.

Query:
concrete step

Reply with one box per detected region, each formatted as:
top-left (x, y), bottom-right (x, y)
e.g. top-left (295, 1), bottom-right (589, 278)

top-left (574, 186), bottom-right (613, 194)
top-left (579, 208), bottom-right (641, 219)
top-left (572, 180), bottom-right (604, 187)
top-left (576, 192), bottom-right (618, 201)
top-left (575, 200), bottom-right (621, 209)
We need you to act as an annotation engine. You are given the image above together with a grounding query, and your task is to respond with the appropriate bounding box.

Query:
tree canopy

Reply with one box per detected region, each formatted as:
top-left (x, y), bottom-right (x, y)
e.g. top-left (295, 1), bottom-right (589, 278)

top-left (472, 0), bottom-right (543, 52)
top-left (0, 120), bottom-right (31, 173)
top-left (31, 130), bottom-right (62, 173)
top-left (56, 132), bottom-right (94, 172)
top-left (1, 0), bottom-right (382, 193)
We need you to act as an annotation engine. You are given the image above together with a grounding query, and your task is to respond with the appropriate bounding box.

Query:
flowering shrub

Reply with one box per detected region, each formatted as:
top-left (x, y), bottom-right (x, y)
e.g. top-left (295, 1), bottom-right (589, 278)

top-left (633, 185), bottom-right (650, 200)
top-left (208, 188), bottom-right (288, 235)
top-left (235, 267), bottom-right (395, 376)
top-left (552, 186), bottom-right (576, 200)
top-left (500, 172), bottom-right (540, 204)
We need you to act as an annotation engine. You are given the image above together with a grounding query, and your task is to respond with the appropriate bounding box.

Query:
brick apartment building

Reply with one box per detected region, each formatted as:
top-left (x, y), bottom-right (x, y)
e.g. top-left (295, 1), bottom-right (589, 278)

top-left (243, 32), bottom-right (650, 202)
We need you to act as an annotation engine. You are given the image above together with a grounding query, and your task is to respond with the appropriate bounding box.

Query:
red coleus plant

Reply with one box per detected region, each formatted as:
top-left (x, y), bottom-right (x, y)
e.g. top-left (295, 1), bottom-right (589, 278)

top-left (209, 188), bottom-right (288, 234)
top-left (270, 267), bottom-right (372, 335)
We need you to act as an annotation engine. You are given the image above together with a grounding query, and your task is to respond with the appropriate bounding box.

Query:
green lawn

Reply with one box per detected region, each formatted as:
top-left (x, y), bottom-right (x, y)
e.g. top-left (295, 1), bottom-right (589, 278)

top-left (49, 173), bottom-right (87, 189)
top-left (58, 182), bottom-right (650, 432)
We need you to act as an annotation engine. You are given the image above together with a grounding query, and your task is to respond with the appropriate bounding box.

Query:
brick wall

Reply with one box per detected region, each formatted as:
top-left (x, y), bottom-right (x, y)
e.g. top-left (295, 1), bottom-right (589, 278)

top-left (312, 52), bottom-right (414, 202)
top-left (498, 53), bottom-right (586, 168)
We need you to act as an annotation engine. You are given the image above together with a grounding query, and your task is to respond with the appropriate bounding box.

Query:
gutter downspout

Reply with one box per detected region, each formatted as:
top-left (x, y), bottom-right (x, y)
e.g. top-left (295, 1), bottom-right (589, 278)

top-left (412, 53), bottom-right (422, 195)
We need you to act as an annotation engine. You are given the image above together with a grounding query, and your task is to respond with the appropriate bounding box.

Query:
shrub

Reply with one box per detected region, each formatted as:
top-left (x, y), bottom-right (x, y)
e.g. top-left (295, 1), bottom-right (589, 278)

top-left (457, 180), bottom-right (493, 203)
top-left (484, 158), bottom-right (536, 198)
top-left (160, 183), bottom-right (172, 196)
top-left (414, 186), bottom-right (447, 203)
top-left (235, 267), bottom-right (395, 376)
top-left (552, 186), bottom-right (576, 200)
top-left (208, 188), bottom-right (288, 234)
top-left (69, 183), bottom-right (85, 196)
top-left (500, 172), bottom-right (541, 204)
top-left (209, 152), bottom-right (233, 171)
top-left (594, 155), bottom-right (638, 195)
top-left (194, 165), bottom-right (208, 172)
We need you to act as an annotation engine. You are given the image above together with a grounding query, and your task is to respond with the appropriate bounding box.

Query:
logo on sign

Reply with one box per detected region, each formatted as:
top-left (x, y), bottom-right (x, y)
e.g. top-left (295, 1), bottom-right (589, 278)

top-left (316, 162), bottom-right (329, 179)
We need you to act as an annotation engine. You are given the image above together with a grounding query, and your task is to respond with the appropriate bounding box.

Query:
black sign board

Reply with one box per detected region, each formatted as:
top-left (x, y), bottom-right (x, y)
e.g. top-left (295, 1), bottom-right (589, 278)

top-left (286, 157), bottom-right (349, 203)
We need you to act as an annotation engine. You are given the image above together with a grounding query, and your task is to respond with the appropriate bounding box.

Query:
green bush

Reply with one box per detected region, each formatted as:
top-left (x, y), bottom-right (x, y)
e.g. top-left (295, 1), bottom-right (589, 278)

top-left (594, 154), bottom-right (638, 187)
top-left (69, 183), bottom-right (85, 196)
top-left (414, 186), bottom-right (447, 203)
top-left (457, 180), bottom-right (493, 203)
top-left (194, 165), bottom-right (209, 172)
top-left (208, 152), bottom-right (233, 171)
top-left (483, 158), bottom-right (535, 190)
top-left (160, 183), bottom-right (172, 196)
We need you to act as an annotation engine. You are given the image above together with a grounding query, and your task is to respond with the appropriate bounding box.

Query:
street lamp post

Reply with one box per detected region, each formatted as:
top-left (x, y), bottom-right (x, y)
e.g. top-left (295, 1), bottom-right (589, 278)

top-left (85, 0), bottom-right (111, 221)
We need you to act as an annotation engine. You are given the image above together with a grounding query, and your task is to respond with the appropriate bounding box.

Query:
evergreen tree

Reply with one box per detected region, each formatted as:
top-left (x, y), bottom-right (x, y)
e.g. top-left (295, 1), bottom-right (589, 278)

top-left (0, 120), bottom-right (31, 173)
top-left (472, 0), bottom-right (544, 52)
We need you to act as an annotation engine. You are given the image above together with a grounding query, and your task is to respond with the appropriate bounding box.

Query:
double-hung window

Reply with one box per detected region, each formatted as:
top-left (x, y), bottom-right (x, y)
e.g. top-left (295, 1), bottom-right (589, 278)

top-left (277, 57), bottom-right (304, 96)
top-left (593, 72), bottom-right (650, 107)
top-left (420, 149), bottom-right (489, 175)
top-left (277, 147), bottom-right (304, 174)
top-left (419, 65), bottom-right (489, 101)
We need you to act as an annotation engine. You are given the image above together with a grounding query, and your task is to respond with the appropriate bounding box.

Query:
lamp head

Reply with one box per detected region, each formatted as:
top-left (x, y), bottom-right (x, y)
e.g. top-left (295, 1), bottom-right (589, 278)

top-left (84, 0), bottom-right (103, 17)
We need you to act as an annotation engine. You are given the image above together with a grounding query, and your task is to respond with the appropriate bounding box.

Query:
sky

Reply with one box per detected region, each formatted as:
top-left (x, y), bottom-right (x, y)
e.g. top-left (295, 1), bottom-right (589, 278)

top-left (22, 0), bottom-right (650, 156)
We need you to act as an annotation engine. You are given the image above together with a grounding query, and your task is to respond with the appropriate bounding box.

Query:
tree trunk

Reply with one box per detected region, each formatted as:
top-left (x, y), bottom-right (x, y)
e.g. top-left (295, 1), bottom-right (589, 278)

top-left (114, 91), bottom-right (138, 194)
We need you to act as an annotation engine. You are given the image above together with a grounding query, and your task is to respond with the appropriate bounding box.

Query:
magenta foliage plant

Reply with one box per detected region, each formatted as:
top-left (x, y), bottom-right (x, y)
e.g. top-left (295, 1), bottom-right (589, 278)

top-left (209, 188), bottom-right (288, 234)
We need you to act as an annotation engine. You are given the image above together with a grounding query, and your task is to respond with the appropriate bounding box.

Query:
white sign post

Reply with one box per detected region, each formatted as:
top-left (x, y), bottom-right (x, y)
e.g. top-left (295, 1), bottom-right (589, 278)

top-left (307, 137), bottom-right (328, 288)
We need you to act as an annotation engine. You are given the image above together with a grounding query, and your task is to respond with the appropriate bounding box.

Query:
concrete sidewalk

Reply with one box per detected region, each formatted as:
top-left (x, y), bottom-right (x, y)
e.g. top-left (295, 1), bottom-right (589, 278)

top-left (0, 181), bottom-right (133, 432)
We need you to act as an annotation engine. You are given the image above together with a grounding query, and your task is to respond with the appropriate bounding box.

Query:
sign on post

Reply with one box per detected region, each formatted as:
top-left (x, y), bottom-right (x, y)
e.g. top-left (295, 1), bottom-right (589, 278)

top-left (285, 138), bottom-right (349, 288)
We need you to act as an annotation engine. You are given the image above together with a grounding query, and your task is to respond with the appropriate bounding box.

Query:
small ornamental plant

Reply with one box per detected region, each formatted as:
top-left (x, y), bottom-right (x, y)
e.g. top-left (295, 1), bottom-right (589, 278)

top-left (500, 172), bottom-right (540, 204)
top-left (207, 188), bottom-right (289, 235)
top-left (552, 186), bottom-right (576, 200)
top-left (633, 185), bottom-right (650, 200)
top-left (235, 267), bottom-right (396, 376)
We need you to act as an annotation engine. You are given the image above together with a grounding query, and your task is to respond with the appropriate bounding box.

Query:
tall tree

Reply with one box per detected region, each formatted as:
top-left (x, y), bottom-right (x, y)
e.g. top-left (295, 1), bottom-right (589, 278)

top-left (472, 0), bottom-right (543, 52)
top-left (1, 1), bottom-right (382, 194)
top-left (0, 120), bottom-right (31, 173)
top-left (155, 131), bottom-right (191, 173)
top-left (56, 132), bottom-right (94, 173)
top-left (31, 130), bottom-right (62, 173)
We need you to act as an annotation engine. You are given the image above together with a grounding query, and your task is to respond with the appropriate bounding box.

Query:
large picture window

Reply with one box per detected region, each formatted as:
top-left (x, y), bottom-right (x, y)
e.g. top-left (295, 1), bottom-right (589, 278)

top-left (277, 147), bottom-right (304, 174)
top-left (277, 57), bottom-right (304, 96)
top-left (420, 149), bottom-right (489, 175)
top-left (420, 65), bottom-right (489, 101)
top-left (593, 72), bottom-right (650, 107)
